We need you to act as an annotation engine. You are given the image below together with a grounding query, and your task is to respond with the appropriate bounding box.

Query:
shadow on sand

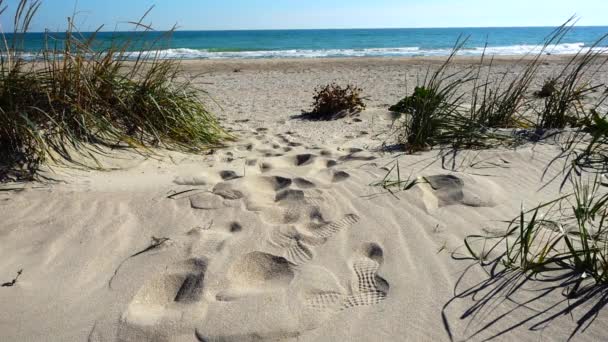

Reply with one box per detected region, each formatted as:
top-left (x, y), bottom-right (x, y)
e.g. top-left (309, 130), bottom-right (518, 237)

top-left (442, 254), bottom-right (608, 341)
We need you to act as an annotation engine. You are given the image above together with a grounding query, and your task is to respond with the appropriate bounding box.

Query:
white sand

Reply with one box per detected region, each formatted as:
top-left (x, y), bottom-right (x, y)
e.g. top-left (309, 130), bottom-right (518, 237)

top-left (1, 57), bottom-right (608, 341)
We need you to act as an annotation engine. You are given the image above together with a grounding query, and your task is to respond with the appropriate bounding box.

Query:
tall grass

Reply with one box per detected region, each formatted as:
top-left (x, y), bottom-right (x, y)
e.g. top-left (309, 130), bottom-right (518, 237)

top-left (389, 38), bottom-right (484, 152)
top-left (0, 0), bottom-right (229, 180)
top-left (388, 18), bottom-right (608, 155)
top-left (469, 21), bottom-right (576, 129)
top-left (535, 36), bottom-right (608, 129)
top-left (469, 52), bottom-right (535, 129)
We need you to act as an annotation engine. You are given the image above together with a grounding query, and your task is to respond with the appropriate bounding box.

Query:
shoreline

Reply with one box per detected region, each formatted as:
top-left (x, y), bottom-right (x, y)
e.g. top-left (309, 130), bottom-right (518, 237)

top-left (3, 49), bottom-right (608, 342)
top-left (179, 54), bottom-right (596, 72)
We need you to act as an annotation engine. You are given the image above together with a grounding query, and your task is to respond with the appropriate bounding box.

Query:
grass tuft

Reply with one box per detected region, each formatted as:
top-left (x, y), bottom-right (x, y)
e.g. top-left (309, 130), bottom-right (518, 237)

top-left (389, 37), bottom-right (485, 152)
top-left (0, 0), bottom-right (229, 180)
top-left (387, 18), bottom-right (608, 155)
top-left (535, 39), bottom-right (608, 129)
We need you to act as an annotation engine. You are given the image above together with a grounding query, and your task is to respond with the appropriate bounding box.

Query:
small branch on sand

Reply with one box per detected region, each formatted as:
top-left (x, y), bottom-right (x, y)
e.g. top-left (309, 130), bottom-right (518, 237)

top-left (108, 237), bottom-right (171, 289)
top-left (1, 269), bottom-right (23, 287)
top-left (167, 189), bottom-right (202, 200)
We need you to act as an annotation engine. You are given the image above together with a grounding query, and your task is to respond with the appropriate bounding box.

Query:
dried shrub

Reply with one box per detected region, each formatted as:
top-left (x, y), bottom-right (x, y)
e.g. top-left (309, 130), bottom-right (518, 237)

top-left (534, 79), bottom-right (558, 98)
top-left (305, 83), bottom-right (366, 120)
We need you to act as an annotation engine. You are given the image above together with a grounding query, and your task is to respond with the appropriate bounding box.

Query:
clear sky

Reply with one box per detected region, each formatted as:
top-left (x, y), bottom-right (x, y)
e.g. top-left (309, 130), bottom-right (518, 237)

top-left (0, 0), bottom-right (606, 32)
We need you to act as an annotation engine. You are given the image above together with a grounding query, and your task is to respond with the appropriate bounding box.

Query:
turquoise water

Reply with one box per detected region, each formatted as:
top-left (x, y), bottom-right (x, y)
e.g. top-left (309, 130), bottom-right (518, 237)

top-left (13, 26), bottom-right (608, 59)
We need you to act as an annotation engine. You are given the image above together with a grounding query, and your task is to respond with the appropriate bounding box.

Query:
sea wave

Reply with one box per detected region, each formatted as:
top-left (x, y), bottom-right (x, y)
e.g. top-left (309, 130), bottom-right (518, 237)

top-left (139, 43), bottom-right (604, 59)
top-left (7, 42), bottom-right (606, 60)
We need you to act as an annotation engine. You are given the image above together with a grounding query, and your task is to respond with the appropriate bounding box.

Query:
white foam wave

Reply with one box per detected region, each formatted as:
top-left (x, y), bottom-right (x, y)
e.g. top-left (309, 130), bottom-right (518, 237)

top-left (7, 43), bottom-right (606, 60)
top-left (143, 43), bottom-right (605, 59)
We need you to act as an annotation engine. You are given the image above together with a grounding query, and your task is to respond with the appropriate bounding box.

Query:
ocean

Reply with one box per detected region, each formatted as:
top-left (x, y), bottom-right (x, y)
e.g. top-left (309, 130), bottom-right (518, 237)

top-left (13, 26), bottom-right (608, 59)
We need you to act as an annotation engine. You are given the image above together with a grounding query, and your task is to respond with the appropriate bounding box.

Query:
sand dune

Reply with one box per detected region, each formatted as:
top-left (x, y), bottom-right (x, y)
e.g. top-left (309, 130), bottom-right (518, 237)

top-left (2, 58), bottom-right (608, 341)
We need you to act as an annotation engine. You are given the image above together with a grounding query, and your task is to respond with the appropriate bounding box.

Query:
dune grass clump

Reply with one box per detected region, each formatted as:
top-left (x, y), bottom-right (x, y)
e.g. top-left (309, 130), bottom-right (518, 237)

top-left (469, 55), bottom-right (541, 129)
top-left (389, 85), bottom-right (447, 151)
top-left (386, 19), bottom-right (608, 156)
top-left (535, 40), bottom-right (608, 129)
top-left (389, 85), bottom-right (445, 114)
top-left (389, 39), bottom-right (485, 152)
top-left (305, 83), bottom-right (366, 120)
top-left (469, 22), bottom-right (581, 130)
top-left (0, 0), bottom-right (228, 180)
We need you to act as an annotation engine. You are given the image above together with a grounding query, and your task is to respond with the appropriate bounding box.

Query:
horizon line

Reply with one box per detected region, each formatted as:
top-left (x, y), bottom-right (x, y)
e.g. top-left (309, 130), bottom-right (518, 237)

top-left (12, 24), bottom-right (608, 34)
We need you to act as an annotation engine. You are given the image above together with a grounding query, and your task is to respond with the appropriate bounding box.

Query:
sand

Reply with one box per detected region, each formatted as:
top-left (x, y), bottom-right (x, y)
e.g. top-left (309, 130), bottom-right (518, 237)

top-left (1, 56), bottom-right (608, 341)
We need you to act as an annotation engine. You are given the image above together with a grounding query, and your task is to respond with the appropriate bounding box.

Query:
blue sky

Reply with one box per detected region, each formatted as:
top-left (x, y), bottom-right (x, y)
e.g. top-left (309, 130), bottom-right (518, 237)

top-left (0, 0), bottom-right (606, 32)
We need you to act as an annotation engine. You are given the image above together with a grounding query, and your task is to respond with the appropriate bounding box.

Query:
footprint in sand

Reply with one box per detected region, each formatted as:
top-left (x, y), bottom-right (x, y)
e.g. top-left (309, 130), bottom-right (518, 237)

top-left (320, 150), bottom-right (333, 157)
top-left (420, 174), bottom-right (503, 209)
top-left (260, 175), bottom-right (293, 191)
top-left (259, 162), bottom-right (273, 172)
top-left (236, 142), bottom-right (254, 152)
top-left (268, 226), bottom-right (317, 265)
top-left (305, 213), bottom-right (360, 239)
top-left (229, 222), bottom-right (243, 233)
top-left (212, 182), bottom-right (245, 200)
top-left (187, 225), bottom-right (236, 255)
top-left (118, 222), bottom-right (243, 341)
top-left (219, 170), bottom-right (240, 181)
top-left (267, 214), bottom-right (360, 266)
top-left (294, 177), bottom-right (316, 189)
top-left (332, 170), bottom-right (351, 183)
top-left (259, 189), bottom-right (326, 225)
top-left (119, 158), bottom-right (387, 341)
top-left (190, 193), bottom-right (225, 210)
top-left (302, 243), bottom-right (389, 312)
top-left (217, 251), bottom-right (295, 300)
top-left (293, 153), bottom-right (316, 166)
top-left (117, 257), bottom-right (210, 340)
top-left (174, 259), bottom-right (208, 303)
top-left (343, 243), bottom-right (390, 308)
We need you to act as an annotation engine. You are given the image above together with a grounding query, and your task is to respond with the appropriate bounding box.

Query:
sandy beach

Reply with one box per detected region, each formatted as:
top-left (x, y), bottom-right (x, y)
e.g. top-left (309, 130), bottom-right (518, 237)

top-left (2, 56), bottom-right (608, 341)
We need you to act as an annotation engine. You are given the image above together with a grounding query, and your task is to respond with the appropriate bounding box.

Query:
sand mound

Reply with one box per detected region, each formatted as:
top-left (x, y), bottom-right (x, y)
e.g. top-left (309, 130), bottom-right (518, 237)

top-left (2, 58), bottom-right (605, 341)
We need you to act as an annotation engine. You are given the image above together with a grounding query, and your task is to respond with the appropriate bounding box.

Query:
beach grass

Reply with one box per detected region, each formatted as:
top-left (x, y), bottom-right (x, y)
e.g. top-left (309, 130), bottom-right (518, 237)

top-left (388, 19), bottom-right (608, 154)
top-left (535, 39), bottom-right (608, 129)
top-left (469, 21), bottom-right (578, 130)
top-left (0, 0), bottom-right (229, 180)
top-left (388, 38), bottom-right (488, 152)
top-left (374, 18), bottom-right (608, 301)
